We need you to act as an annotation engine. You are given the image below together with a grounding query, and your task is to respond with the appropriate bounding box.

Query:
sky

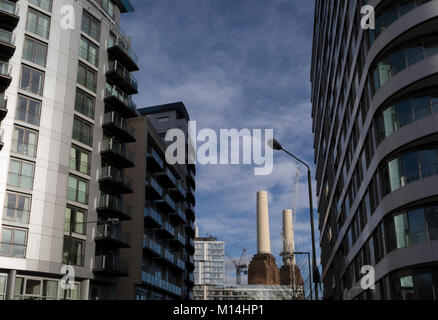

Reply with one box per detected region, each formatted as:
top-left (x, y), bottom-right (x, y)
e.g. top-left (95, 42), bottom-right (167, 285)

top-left (120, 0), bottom-right (317, 285)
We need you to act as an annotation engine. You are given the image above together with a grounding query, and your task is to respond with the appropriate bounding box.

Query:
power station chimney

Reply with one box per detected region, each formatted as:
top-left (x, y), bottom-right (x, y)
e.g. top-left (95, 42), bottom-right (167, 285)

top-left (195, 226), bottom-right (199, 238)
top-left (282, 209), bottom-right (295, 265)
top-left (257, 191), bottom-right (271, 254)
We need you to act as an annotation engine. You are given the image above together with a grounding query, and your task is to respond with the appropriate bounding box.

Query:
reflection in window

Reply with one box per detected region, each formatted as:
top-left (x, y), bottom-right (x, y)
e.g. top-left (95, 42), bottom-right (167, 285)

top-left (16, 95), bottom-right (41, 126)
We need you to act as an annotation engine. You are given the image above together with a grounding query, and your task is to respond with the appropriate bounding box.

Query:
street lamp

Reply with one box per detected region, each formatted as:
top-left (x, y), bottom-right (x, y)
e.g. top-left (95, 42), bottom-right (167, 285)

top-left (268, 138), bottom-right (320, 300)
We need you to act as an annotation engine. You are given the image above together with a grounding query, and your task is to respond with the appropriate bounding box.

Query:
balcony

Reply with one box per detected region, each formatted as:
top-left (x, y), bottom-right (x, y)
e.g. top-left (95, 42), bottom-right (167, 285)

top-left (0, 29), bottom-right (15, 60)
top-left (102, 112), bottom-right (136, 143)
top-left (186, 220), bottom-right (195, 237)
top-left (97, 194), bottom-right (132, 221)
top-left (187, 185), bottom-right (196, 205)
top-left (155, 193), bottom-right (176, 213)
top-left (93, 255), bottom-right (129, 277)
top-left (175, 257), bottom-right (185, 271)
top-left (0, 94), bottom-right (7, 121)
top-left (170, 230), bottom-right (186, 249)
top-left (186, 237), bottom-right (195, 254)
top-left (147, 148), bottom-right (164, 171)
top-left (0, 0), bottom-right (20, 31)
top-left (104, 84), bottom-right (138, 118)
top-left (105, 60), bottom-right (138, 95)
top-left (95, 224), bottom-right (130, 248)
top-left (107, 37), bottom-right (139, 72)
top-left (101, 138), bottom-right (134, 168)
top-left (157, 220), bottom-right (175, 239)
top-left (186, 202), bottom-right (195, 221)
top-left (187, 170), bottom-right (195, 189)
top-left (0, 128), bottom-right (5, 151)
top-left (144, 207), bottom-right (162, 228)
top-left (157, 167), bottom-right (177, 188)
top-left (145, 176), bottom-right (163, 200)
top-left (162, 248), bottom-right (175, 265)
top-left (99, 166), bottom-right (133, 194)
top-left (143, 235), bottom-right (162, 256)
top-left (185, 272), bottom-right (194, 284)
top-left (169, 181), bottom-right (186, 201)
top-left (170, 206), bottom-right (186, 224)
top-left (0, 61), bottom-right (12, 91)
top-left (142, 272), bottom-right (182, 297)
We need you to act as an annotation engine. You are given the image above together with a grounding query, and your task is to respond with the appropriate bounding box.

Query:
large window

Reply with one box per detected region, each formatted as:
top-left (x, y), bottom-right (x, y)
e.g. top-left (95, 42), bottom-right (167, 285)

top-left (0, 274), bottom-right (6, 300)
top-left (23, 36), bottom-right (48, 67)
top-left (70, 145), bottom-right (91, 175)
top-left (26, 8), bottom-right (50, 39)
top-left (67, 175), bottom-right (88, 204)
top-left (20, 65), bottom-right (44, 96)
top-left (4, 192), bottom-right (32, 224)
top-left (12, 126), bottom-right (38, 158)
top-left (79, 36), bottom-right (99, 67)
top-left (62, 237), bottom-right (84, 266)
top-left (377, 90), bottom-right (438, 143)
top-left (81, 11), bottom-right (100, 42)
top-left (372, 37), bottom-right (438, 93)
top-left (0, 227), bottom-right (27, 258)
top-left (14, 276), bottom-right (81, 300)
top-left (96, 0), bottom-right (116, 19)
top-left (77, 62), bottom-right (97, 92)
top-left (391, 267), bottom-right (437, 300)
top-left (74, 89), bottom-right (95, 119)
top-left (65, 206), bottom-right (86, 235)
top-left (8, 159), bottom-right (35, 190)
top-left (72, 117), bottom-right (93, 146)
top-left (29, 0), bottom-right (52, 12)
top-left (386, 205), bottom-right (438, 252)
top-left (381, 148), bottom-right (438, 194)
top-left (16, 95), bottom-right (41, 126)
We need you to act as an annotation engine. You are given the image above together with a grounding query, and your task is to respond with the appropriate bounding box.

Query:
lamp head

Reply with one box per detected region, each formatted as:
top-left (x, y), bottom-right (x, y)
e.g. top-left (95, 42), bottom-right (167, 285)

top-left (268, 138), bottom-right (283, 151)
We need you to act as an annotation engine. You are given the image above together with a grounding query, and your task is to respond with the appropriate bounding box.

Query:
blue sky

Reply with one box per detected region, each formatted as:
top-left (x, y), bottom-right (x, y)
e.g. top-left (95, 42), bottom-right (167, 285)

top-left (121, 0), bottom-right (318, 284)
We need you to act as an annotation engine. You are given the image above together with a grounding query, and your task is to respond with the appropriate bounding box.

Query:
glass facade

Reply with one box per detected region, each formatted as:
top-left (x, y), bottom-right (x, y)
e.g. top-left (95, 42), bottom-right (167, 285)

top-left (194, 240), bottom-right (225, 286)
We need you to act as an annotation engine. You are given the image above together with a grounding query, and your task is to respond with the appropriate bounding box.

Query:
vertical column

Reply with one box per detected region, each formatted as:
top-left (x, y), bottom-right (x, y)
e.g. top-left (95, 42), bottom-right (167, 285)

top-left (5, 270), bottom-right (16, 300)
top-left (257, 191), bottom-right (271, 254)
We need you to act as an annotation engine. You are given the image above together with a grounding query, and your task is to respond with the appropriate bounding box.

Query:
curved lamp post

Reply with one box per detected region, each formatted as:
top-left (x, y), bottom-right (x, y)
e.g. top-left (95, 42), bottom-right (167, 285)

top-left (268, 138), bottom-right (320, 300)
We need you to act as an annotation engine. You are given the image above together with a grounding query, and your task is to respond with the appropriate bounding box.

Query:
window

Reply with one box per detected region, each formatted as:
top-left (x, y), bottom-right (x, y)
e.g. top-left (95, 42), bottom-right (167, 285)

top-left (79, 36), bottom-right (99, 67)
top-left (67, 175), bottom-right (89, 204)
top-left (74, 89), bottom-right (95, 119)
top-left (0, 274), bottom-right (6, 300)
top-left (16, 95), bottom-right (41, 125)
top-left (65, 206), bottom-right (86, 235)
top-left (12, 126), bottom-right (38, 157)
top-left (72, 117), bottom-right (93, 146)
top-left (20, 65), bottom-right (44, 96)
top-left (23, 36), bottom-right (48, 67)
top-left (29, 0), bottom-right (53, 12)
top-left (26, 8), bottom-right (50, 39)
top-left (0, 227), bottom-right (27, 258)
top-left (4, 192), bottom-right (31, 224)
top-left (77, 62), bottom-right (97, 92)
top-left (81, 11), bottom-right (100, 42)
top-left (14, 277), bottom-right (80, 300)
top-left (62, 237), bottom-right (84, 266)
top-left (70, 145), bottom-right (91, 175)
top-left (8, 159), bottom-right (35, 190)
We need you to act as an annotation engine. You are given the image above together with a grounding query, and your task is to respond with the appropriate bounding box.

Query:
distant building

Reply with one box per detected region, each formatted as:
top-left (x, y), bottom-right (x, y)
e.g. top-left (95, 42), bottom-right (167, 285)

top-left (193, 234), bottom-right (225, 300)
top-left (196, 284), bottom-right (303, 300)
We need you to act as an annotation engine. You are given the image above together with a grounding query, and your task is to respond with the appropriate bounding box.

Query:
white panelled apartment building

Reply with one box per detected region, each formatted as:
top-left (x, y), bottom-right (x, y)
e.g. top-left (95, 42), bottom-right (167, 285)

top-left (0, 0), bottom-right (139, 300)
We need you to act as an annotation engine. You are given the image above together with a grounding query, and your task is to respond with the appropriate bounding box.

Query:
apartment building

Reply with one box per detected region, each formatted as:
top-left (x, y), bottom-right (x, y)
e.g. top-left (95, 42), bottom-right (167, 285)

top-left (118, 102), bottom-right (196, 300)
top-left (0, 0), bottom-right (139, 300)
top-left (311, 0), bottom-right (438, 299)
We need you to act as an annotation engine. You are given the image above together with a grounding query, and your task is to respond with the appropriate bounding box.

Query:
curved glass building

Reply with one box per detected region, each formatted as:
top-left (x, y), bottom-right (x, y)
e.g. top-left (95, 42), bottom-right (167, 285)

top-left (311, 0), bottom-right (438, 300)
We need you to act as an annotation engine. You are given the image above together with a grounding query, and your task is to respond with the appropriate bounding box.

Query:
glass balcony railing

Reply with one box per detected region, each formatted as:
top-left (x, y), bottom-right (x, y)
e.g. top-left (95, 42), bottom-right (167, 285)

top-left (0, 128), bottom-right (4, 145)
top-left (105, 84), bottom-right (138, 113)
top-left (93, 255), bottom-right (129, 275)
top-left (0, 0), bottom-right (18, 16)
top-left (163, 248), bottom-right (175, 264)
top-left (107, 37), bottom-right (139, 66)
top-left (144, 207), bottom-right (162, 226)
top-left (175, 231), bottom-right (185, 245)
top-left (105, 60), bottom-right (138, 91)
top-left (143, 235), bottom-right (162, 255)
top-left (175, 257), bottom-right (185, 270)
top-left (96, 224), bottom-right (130, 245)
top-left (102, 138), bottom-right (134, 164)
top-left (0, 29), bottom-right (14, 45)
top-left (98, 194), bottom-right (132, 219)
top-left (100, 166), bottom-right (132, 190)
top-left (141, 272), bottom-right (182, 296)
top-left (0, 94), bottom-right (6, 109)
top-left (147, 148), bottom-right (164, 168)
top-left (162, 220), bottom-right (175, 236)
top-left (0, 61), bottom-right (11, 77)
top-left (146, 176), bottom-right (163, 195)
top-left (103, 112), bottom-right (136, 137)
top-left (162, 194), bottom-right (176, 209)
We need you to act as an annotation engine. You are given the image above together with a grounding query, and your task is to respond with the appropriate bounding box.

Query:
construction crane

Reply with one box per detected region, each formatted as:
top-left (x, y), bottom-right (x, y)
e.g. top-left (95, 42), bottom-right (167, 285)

top-left (226, 248), bottom-right (248, 285)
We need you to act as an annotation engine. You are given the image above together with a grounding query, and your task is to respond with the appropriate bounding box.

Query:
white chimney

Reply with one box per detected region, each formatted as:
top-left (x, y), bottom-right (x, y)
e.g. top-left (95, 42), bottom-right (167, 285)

top-left (282, 209), bottom-right (295, 265)
top-left (195, 226), bottom-right (199, 238)
top-left (257, 191), bottom-right (271, 254)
